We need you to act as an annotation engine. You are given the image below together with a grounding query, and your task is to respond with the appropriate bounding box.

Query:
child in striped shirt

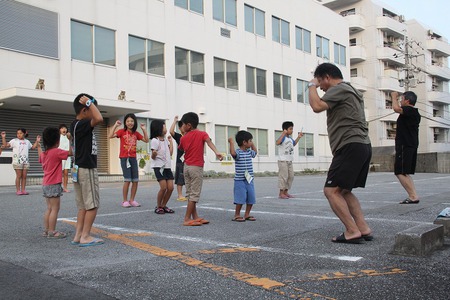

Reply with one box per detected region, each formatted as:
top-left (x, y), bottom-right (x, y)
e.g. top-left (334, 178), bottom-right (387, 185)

top-left (228, 131), bottom-right (257, 222)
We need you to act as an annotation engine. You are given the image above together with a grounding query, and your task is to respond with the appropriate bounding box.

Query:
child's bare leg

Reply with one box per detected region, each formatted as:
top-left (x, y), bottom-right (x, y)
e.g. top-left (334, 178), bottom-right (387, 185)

top-left (63, 169), bottom-right (69, 191)
top-left (184, 201), bottom-right (197, 222)
top-left (15, 169), bottom-right (22, 192)
top-left (21, 169), bottom-right (28, 191)
top-left (130, 182), bottom-right (138, 202)
top-left (177, 185), bottom-right (183, 198)
top-left (80, 208), bottom-right (100, 243)
top-left (43, 198), bottom-right (51, 234)
top-left (162, 180), bottom-right (174, 207)
top-left (122, 181), bottom-right (131, 202)
top-left (47, 197), bottom-right (61, 231)
top-left (243, 204), bottom-right (253, 219)
top-left (73, 209), bottom-right (86, 243)
top-left (157, 180), bottom-right (167, 208)
top-left (234, 204), bottom-right (243, 218)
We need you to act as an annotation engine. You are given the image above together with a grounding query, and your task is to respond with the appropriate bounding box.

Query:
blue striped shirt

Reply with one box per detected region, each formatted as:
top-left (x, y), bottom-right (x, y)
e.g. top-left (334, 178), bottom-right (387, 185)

top-left (233, 148), bottom-right (257, 180)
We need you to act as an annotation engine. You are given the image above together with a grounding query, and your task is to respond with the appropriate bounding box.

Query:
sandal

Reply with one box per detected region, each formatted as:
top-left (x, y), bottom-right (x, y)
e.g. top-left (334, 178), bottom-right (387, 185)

top-left (245, 216), bottom-right (256, 221)
top-left (42, 230), bottom-right (48, 237)
top-left (47, 231), bottom-right (67, 239)
top-left (163, 206), bottom-right (174, 213)
top-left (400, 198), bottom-right (420, 204)
top-left (154, 207), bottom-right (165, 214)
top-left (232, 216), bottom-right (245, 222)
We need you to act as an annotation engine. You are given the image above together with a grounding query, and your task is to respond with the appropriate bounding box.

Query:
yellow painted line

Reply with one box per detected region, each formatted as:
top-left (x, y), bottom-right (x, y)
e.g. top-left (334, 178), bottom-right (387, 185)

top-left (291, 267), bottom-right (407, 283)
top-left (121, 233), bottom-right (152, 237)
top-left (63, 220), bottom-right (335, 299)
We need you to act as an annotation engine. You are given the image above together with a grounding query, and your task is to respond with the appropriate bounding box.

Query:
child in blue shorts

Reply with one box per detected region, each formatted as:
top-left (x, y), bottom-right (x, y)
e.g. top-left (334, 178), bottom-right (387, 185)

top-left (228, 131), bottom-right (257, 222)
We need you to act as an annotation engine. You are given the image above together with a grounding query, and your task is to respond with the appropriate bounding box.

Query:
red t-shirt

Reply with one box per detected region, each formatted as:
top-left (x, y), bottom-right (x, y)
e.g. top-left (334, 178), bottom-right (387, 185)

top-left (116, 129), bottom-right (144, 158)
top-left (39, 148), bottom-right (69, 186)
top-left (179, 130), bottom-right (209, 167)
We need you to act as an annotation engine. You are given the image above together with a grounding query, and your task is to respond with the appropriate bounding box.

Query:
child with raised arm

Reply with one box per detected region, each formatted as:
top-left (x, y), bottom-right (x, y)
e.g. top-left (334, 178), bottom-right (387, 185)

top-left (228, 131), bottom-right (257, 222)
top-left (169, 115), bottom-right (187, 201)
top-left (1, 129), bottom-right (40, 195)
top-left (70, 93), bottom-right (104, 247)
top-left (109, 113), bottom-right (149, 208)
top-left (276, 121), bottom-right (303, 199)
top-left (38, 127), bottom-right (71, 239)
top-left (150, 120), bottom-right (175, 214)
top-left (178, 112), bottom-right (223, 226)
top-left (58, 124), bottom-right (72, 193)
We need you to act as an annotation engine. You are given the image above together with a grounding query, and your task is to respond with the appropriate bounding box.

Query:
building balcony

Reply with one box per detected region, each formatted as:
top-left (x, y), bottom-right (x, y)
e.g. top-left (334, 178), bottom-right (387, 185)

top-left (426, 38), bottom-right (450, 57)
top-left (378, 76), bottom-right (403, 92)
top-left (350, 45), bottom-right (367, 63)
top-left (428, 90), bottom-right (450, 105)
top-left (376, 16), bottom-right (407, 37)
top-left (426, 64), bottom-right (450, 80)
top-left (377, 46), bottom-right (404, 65)
top-left (350, 76), bottom-right (368, 92)
top-left (346, 13), bottom-right (366, 33)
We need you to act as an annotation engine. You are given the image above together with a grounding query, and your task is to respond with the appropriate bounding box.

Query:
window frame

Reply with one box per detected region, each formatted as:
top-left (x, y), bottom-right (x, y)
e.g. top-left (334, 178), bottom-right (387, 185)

top-left (296, 79), bottom-right (309, 104)
top-left (247, 128), bottom-right (268, 156)
top-left (246, 65), bottom-right (267, 96)
top-left (272, 16), bottom-right (290, 46)
top-left (244, 4), bottom-right (265, 36)
top-left (175, 0), bottom-right (204, 14)
top-left (215, 124), bottom-right (240, 161)
top-left (213, 0), bottom-right (237, 26)
top-left (334, 42), bottom-right (346, 66)
top-left (273, 73), bottom-right (291, 100)
top-left (298, 133), bottom-right (314, 157)
top-left (316, 35), bottom-right (330, 60)
top-left (128, 35), bottom-right (165, 76)
top-left (295, 26), bottom-right (311, 53)
top-left (214, 57), bottom-right (238, 90)
top-left (175, 47), bottom-right (205, 83)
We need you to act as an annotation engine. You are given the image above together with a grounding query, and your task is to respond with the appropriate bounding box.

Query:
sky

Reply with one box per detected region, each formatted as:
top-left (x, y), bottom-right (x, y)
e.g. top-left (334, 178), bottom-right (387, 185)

top-left (380, 0), bottom-right (450, 40)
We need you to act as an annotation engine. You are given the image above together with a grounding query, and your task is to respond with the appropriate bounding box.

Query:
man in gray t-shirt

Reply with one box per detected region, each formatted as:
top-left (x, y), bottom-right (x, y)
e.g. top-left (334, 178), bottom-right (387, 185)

top-left (308, 63), bottom-right (372, 244)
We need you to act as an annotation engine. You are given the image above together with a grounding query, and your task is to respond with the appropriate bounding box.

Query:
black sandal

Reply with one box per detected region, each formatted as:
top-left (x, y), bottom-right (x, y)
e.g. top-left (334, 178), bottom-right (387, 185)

top-left (163, 206), bottom-right (174, 213)
top-left (400, 198), bottom-right (420, 204)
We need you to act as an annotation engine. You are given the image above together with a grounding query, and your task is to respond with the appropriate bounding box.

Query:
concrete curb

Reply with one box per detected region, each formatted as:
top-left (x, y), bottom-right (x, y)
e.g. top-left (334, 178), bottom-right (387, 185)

top-left (391, 223), bottom-right (444, 256)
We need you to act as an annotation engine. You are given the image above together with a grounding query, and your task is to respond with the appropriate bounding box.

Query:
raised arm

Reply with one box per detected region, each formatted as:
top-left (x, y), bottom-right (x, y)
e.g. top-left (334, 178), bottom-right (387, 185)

top-left (109, 120), bottom-right (121, 139)
top-left (32, 135), bottom-right (41, 150)
top-left (79, 95), bottom-right (103, 127)
top-left (391, 91), bottom-right (403, 114)
top-left (276, 130), bottom-right (287, 145)
top-left (1, 131), bottom-right (10, 148)
top-left (140, 123), bottom-right (149, 143)
top-left (36, 138), bottom-right (42, 156)
top-left (294, 131), bottom-right (304, 146)
top-left (169, 115), bottom-right (178, 137)
top-left (228, 137), bottom-right (236, 158)
top-left (308, 79), bottom-right (329, 113)
top-left (206, 138), bottom-right (223, 161)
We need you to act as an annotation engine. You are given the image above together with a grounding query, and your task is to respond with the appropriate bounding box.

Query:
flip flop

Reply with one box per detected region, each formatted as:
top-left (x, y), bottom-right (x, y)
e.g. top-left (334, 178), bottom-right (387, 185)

top-left (400, 198), bottom-right (420, 204)
top-left (70, 241), bottom-right (80, 245)
top-left (245, 216), bottom-right (256, 221)
top-left (362, 234), bottom-right (374, 241)
top-left (232, 217), bottom-right (245, 222)
top-left (183, 220), bottom-right (202, 226)
top-left (332, 233), bottom-right (364, 244)
top-left (195, 218), bottom-right (210, 224)
top-left (79, 238), bottom-right (104, 247)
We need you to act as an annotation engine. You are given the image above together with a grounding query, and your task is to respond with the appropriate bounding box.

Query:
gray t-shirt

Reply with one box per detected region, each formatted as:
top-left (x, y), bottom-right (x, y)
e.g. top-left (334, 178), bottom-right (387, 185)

top-left (322, 82), bottom-right (371, 154)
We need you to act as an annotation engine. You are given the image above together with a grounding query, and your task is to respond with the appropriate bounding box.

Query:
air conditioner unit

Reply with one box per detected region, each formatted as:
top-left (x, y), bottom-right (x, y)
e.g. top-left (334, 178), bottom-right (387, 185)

top-left (428, 29), bottom-right (434, 36)
top-left (434, 128), bottom-right (440, 134)
top-left (398, 15), bottom-right (405, 22)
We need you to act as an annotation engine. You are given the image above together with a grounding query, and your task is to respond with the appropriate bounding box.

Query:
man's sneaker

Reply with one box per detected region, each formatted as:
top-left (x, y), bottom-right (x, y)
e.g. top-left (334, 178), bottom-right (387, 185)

top-left (121, 201), bottom-right (131, 208)
top-left (129, 200), bottom-right (141, 207)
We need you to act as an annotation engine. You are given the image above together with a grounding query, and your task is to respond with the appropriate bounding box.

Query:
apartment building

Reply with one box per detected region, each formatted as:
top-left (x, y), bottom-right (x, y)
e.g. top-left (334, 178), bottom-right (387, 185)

top-left (0, 0), bottom-right (349, 178)
top-left (319, 0), bottom-right (450, 153)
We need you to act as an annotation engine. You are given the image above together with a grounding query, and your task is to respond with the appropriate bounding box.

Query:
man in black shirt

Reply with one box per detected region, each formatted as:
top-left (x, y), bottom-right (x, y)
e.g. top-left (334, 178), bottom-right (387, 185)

top-left (391, 91), bottom-right (421, 204)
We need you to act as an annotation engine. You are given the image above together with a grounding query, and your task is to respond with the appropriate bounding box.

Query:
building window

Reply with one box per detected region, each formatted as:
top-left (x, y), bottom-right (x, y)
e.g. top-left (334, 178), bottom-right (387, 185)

top-left (274, 130), bottom-right (282, 156)
top-left (316, 35), bottom-right (329, 60)
top-left (244, 4), bottom-right (265, 36)
top-left (214, 58), bottom-right (238, 90)
top-left (215, 125), bottom-right (239, 161)
top-left (272, 16), bottom-right (290, 45)
top-left (350, 68), bottom-right (358, 77)
top-left (129, 35), bottom-right (164, 76)
top-left (296, 79), bottom-right (309, 104)
top-left (295, 26), bottom-right (311, 53)
top-left (175, 47), bottom-right (204, 83)
top-left (386, 122), bottom-right (397, 139)
top-left (298, 133), bottom-right (314, 156)
top-left (71, 20), bottom-right (116, 66)
top-left (349, 38), bottom-right (357, 46)
top-left (213, 0), bottom-right (237, 26)
top-left (246, 66), bottom-right (267, 95)
top-left (175, 0), bottom-right (203, 14)
top-left (273, 73), bottom-right (291, 100)
top-left (334, 43), bottom-right (346, 65)
top-left (247, 128), bottom-right (268, 155)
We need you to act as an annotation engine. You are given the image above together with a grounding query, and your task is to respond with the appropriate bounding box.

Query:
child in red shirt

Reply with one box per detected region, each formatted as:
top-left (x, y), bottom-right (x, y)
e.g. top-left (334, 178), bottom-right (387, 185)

top-left (38, 127), bottom-right (71, 238)
top-left (109, 113), bottom-right (149, 208)
top-left (179, 112), bottom-right (223, 226)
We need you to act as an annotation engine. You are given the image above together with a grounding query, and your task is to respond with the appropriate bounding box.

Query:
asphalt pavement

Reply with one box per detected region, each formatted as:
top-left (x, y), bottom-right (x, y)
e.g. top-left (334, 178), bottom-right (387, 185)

top-left (0, 172), bottom-right (449, 300)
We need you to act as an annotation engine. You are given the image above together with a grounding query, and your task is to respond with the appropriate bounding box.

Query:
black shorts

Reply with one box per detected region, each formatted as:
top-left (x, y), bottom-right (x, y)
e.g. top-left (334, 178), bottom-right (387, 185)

top-left (174, 162), bottom-right (185, 186)
top-left (325, 143), bottom-right (372, 191)
top-left (153, 168), bottom-right (174, 181)
top-left (394, 144), bottom-right (417, 175)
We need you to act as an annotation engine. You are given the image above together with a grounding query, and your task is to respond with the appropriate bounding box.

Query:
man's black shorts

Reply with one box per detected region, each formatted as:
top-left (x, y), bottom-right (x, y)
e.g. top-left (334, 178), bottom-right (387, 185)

top-left (325, 143), bottom-right (372, 191)
top-left (394, 144), bottom-right (417, 175)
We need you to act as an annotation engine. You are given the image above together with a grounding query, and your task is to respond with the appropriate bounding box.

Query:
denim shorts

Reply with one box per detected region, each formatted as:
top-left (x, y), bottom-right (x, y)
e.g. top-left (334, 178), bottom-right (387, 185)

top-left (42, 183), bottom-right (63, 198)
top-left (120, 157), bottom-right (139, 182)
top-left (233, 180), bottom-right (256, 205)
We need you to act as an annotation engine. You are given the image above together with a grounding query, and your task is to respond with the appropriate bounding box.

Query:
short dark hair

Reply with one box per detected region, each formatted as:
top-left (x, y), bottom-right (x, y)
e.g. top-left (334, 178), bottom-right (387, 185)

top-left (180, 112), bottom-right (199, 129)
top-left (235, 130), bottom-right (253, 147)
top-left (73, 93), bottom-right (95, 115)
top-left (282, 121), bottom-right (294, 130)
top-left (177, 120), bottom-right (183, 128)
top-left (58, 124), bottom-right (67, 130)
top-left (42, 127), bottom-right (60, 150)
top-left (403, 91), bottom-right (417, 106)
top-left (17, 128), bottom-right (28, 138)
top-left (123, 113), bottom-right (138, 132)
top-left (313, 63), bottom-right (343, 80)
top-left (150, 119), bottom-right (165, 139)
